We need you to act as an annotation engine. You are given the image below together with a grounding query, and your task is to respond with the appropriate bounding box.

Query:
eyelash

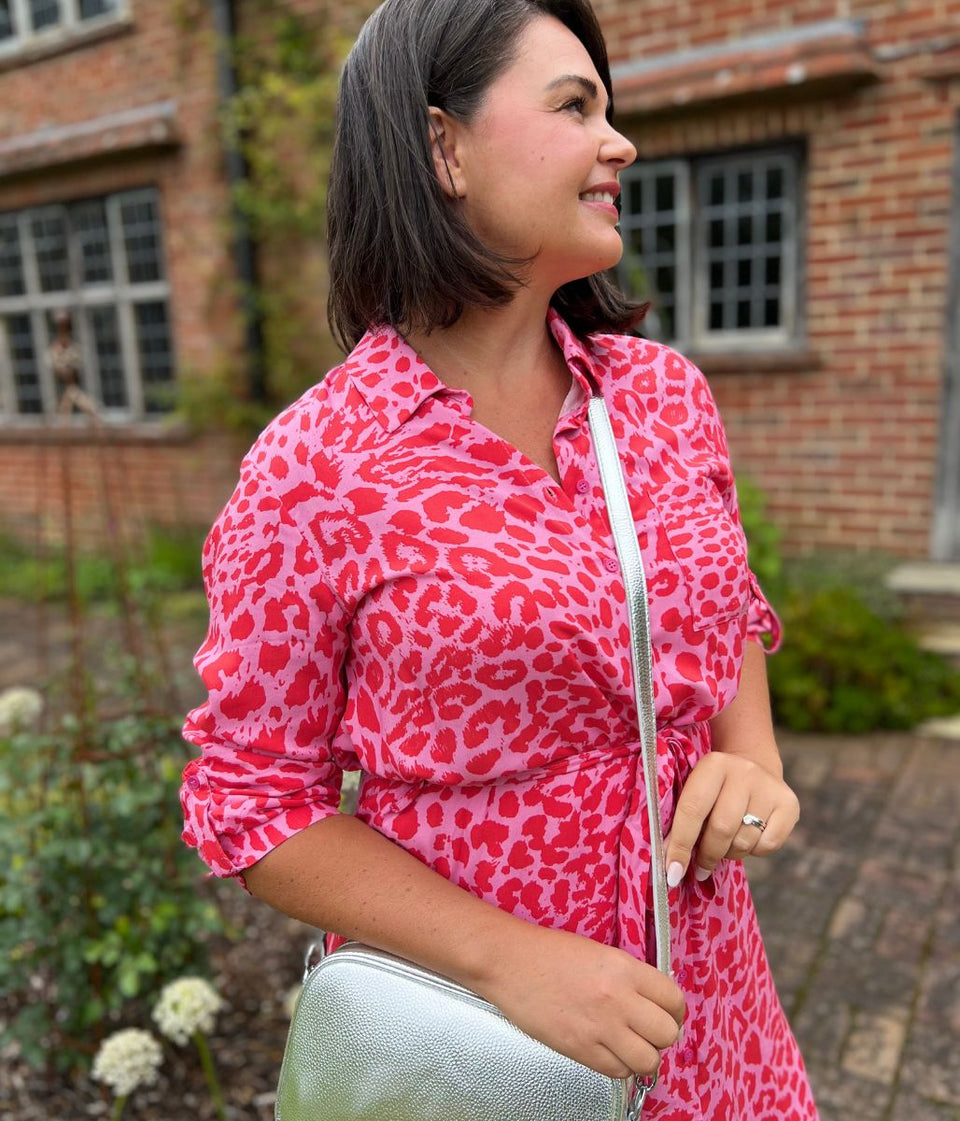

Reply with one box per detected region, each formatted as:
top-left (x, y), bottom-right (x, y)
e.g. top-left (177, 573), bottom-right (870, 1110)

top-left (561, 96), bottom-right (588, 114)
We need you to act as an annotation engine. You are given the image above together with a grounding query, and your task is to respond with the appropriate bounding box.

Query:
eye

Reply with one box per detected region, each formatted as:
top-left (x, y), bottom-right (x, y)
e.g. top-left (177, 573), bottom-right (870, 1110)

top-left (560, 95), bottom-right (588, 115)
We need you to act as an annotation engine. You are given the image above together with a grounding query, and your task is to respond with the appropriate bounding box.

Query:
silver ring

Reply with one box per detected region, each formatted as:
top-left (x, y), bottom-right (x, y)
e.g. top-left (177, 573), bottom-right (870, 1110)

top-left (741, 813), bottom-right (767, 832)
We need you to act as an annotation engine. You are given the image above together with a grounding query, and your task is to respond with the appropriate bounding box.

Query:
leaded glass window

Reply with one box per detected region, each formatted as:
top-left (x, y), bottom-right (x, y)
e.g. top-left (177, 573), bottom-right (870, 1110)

top-left (0, 187), bottom-right (174, 421)
top-left (618, 146), bottom-right (802, 351)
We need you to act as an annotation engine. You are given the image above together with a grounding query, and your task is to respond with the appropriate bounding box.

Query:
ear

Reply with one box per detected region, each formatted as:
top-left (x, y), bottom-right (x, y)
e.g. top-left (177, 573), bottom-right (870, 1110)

top-left (427, 106), bottom-right (467, 200)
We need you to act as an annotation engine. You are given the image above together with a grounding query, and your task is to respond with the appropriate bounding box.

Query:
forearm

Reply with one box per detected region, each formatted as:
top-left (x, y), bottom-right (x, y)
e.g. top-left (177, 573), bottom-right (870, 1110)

top-left (708, 638), bottom-right (783, 780)
top-left (242, 812), bottom-right (531, 995)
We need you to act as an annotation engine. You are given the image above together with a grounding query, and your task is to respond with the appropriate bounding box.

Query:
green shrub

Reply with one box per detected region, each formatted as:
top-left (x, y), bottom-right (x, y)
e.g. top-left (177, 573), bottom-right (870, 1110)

top-left (737, 476), bottom-right (784, 605)
top-left (767, 586), bottom-right (960, 733)
top-left (0, 525), bottom-right (206, 606)
top-left (0, 712), bottom-right (227, 1072)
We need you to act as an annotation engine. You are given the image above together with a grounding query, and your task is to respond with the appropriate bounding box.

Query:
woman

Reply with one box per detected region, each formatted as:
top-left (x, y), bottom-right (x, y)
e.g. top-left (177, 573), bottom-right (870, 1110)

top-left (181, 0), bottom-right (818, 1116)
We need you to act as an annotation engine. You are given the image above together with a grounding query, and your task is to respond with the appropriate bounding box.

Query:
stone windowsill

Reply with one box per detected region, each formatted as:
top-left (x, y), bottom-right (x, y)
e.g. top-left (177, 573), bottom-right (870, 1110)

top-left (685, 348), bottom-right (821, 375)
top-left (0, 12), bottom-right (134, 76)
top-left (0, 419), bottom-right (194, 447)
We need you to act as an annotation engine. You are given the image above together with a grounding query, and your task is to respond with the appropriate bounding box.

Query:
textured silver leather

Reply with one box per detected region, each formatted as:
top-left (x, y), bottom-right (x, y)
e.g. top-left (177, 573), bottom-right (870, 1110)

top-left (274, 392), bottom-right (670, 1121)
top-left (276, 942), bottom-right (630, 1121)
top-left (587, 390), bottom-right (672, 977)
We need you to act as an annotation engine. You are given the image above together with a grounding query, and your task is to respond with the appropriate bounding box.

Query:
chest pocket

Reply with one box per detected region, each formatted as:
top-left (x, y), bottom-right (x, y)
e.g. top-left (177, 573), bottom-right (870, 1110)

top-left (648, 475), bottom-right (751, 630)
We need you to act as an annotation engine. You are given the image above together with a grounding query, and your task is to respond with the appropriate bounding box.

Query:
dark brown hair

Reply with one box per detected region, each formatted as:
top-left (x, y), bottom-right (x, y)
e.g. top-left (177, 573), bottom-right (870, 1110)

top-left (326, 0), bottom-right (645, 351)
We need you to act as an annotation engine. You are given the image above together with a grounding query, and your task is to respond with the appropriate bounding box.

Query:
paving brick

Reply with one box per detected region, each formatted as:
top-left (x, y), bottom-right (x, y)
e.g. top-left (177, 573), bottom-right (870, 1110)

top-left (841, 1009), bottom-right (908, 1085)
top-left (899, 1020), bottom-right (960, 1106)
top-left (806, 1065), bottom-right (890, 1121)
top-left (889, 1090), bottom-right (960, 1121)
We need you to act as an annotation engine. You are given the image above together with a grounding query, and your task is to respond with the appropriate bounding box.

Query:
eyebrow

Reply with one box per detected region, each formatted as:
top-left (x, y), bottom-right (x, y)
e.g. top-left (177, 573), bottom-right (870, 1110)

top-left (545, 74), bottom-right (610, 112)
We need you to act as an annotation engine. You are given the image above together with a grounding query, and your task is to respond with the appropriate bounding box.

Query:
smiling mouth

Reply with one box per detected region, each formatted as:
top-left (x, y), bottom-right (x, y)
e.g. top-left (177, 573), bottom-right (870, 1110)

top-left (579, 190), bottom-right (618, 205)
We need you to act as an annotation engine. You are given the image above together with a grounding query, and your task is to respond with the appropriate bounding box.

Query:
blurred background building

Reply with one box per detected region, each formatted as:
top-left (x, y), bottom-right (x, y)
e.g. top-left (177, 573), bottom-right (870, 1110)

top-left (1, 0), bottom-right (959, 563)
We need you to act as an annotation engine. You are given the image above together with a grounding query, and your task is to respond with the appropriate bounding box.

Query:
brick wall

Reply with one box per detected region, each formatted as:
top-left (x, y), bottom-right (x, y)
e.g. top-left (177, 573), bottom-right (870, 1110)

top-left (593, 0), bottom-right (960, 556)
top-left (0, 2), bottom-right (246, 543)
top-left (2, 0), bottom-right (958, 560)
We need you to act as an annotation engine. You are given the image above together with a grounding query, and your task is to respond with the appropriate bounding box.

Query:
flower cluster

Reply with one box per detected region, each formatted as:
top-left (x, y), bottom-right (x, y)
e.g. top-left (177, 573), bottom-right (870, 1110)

top-left (152, 976), bottom-right (224, 1046)
top-left (0, 686), bottom-right (43, 735)
top-left (92, 1028), bottom-right (163, 1098)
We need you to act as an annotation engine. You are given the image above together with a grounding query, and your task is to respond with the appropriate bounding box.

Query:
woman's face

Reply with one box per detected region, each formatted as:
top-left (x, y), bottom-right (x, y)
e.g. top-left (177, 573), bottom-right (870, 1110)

top-left (434, 15), bottom-right (637, 289)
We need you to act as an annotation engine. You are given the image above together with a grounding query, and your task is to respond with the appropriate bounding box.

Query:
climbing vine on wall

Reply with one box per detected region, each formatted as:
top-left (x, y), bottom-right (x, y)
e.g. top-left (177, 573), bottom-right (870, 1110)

top-left (179, 0), bottom-right (358, 433)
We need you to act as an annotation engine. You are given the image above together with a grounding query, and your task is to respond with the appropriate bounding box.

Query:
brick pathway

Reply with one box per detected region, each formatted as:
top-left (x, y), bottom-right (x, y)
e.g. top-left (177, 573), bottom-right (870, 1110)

top-left (751, 732), bottom-right (960, 1121)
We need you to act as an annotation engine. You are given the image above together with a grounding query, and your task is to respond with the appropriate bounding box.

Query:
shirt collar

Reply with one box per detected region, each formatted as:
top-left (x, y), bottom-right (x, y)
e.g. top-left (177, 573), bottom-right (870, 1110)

top-left (346, 310), bottom-right (602, 434)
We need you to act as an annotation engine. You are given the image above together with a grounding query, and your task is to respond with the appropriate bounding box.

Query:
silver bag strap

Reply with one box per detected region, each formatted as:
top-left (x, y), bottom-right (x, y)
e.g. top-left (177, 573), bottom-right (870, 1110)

top-left (587, 390), bottom-right (672, 979)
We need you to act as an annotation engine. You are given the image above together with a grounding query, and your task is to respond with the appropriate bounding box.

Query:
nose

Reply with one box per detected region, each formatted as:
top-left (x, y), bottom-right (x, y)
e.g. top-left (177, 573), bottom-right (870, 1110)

top-left (601, 122), bottom-right (637, 170)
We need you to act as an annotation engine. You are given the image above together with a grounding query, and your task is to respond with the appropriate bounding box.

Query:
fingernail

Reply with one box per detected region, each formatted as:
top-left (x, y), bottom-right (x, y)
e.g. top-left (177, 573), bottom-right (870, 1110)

top-left (667, 861), bottom-right (685, 888)
top-left (695, 865), bottom-right (712, 882)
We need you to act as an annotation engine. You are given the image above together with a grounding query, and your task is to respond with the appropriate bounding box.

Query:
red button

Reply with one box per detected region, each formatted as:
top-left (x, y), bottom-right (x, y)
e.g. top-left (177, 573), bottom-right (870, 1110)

top-left (187, 776), bottom-right (201, 791)
top-left (677, 968), bottom-right (689, 984)
top-left (576, 479), bottom-right (590, 494)
top-left (682, 1047), bottom-right (695, 1064)
top-left (604, 558), bottom-right (618, 572)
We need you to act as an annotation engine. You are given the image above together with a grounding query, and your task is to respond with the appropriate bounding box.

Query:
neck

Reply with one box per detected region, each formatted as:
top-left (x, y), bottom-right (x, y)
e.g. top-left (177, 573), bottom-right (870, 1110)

top-left (405, 285), bottom-right (564, 401)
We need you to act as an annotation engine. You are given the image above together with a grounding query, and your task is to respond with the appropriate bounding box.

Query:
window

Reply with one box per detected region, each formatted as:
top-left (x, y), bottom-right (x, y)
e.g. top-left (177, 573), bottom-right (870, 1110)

top-left (0, 0), bottom-right (122, 54)
top-left (617, 146), bottom-right (803, 352)
top-left (0, 187), bottom-right (175, 421)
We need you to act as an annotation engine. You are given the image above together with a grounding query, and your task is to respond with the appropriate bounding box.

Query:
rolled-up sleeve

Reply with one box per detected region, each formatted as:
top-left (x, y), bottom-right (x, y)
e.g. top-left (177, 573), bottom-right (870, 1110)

top-left (181, 462), bottom-right (352, 879)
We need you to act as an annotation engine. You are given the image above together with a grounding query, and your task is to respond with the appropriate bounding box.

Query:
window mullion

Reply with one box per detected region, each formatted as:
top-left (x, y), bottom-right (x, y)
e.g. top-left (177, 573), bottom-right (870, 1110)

top-left (10, 0), bottom-right (29, 38)
top-left (674, 162), bottom-right (693, 350)
top-left (61, 0), bottom-right (79, 29)
top-left (0, 318), bottom-right (16, 415)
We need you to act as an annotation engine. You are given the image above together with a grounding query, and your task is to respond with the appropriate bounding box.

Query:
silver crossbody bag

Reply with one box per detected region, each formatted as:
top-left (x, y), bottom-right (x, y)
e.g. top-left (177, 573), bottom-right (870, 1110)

top-left (275, 389), bottom-right (672, 1121)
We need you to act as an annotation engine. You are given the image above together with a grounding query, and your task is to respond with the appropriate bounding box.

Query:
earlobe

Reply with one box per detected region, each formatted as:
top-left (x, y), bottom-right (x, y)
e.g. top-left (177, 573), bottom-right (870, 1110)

top-left (427, 106), bottom-right (465, 200)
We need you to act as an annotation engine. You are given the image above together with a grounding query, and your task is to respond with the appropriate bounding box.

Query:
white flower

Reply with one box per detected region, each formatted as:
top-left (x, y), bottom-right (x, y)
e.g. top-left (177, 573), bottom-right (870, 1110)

top-left (0, 687), bottom-right (43, 735)
top-left (152, 977), bottom-right (224, 1045)
top-left (92, 1028), bottom-right (163, 1098)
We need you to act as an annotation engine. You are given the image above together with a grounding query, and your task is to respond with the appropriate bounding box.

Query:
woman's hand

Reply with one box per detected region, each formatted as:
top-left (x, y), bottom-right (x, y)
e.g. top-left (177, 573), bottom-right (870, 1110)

top-left (474, 924), bottom-right (685, 1080)
top-left (664, 752), bottom-right (800, 886)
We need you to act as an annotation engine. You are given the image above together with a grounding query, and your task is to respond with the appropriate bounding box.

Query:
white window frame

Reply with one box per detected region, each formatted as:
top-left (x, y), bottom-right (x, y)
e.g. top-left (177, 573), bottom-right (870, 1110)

top-left (0, 0), bottom-right (128, 60)
top-left (0, 185), bottom-right (174, 423)
top-left (618, 144), bottom-right (805, 353)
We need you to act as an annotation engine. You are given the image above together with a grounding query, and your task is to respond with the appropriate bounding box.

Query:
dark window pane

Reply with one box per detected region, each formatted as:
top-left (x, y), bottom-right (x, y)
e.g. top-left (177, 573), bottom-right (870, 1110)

top-left (89, 306), bottom-right (126, 408)
top-left (120, 193), bottom-right (164, 283)
top-left (766, 166), bottom-right (784, 200)
top-left (621, 252), bottom-right (650, 297)
top-left (709, 218), bottom-right (725, 249)
top-left (655, 225), bottom-right (674, 253)
top-left (134, 301), bottom-right (174, 412)
top-left (737, 171), bottom-right (753, 203)
top-left (5, 315), bottom-right (43, 414)
top-left (29, 0), bottom-right (59, 30)
top-left (708, 174), bottom-right (725, 207)
top-left (628, 179), bottom-right (644, 216)
top-left (80, 0), bottom-right (117, 17)
top-left (736, 300), bottom-right (751, 328)
top-left (764, 298), bottom-right (780, 327)
top-left (626, 227), bottom-right (645, 259)
top-left (709, 301), bottom-right (724, 330)
top-left (73, 200), bottom-right (113, 284)
top-left (709, 261), bottom-right (724, 291)
top-left (737, 215), bottom-right (752, 246)
top-left (654, 265), bottom-right (675, 298)
top-left (32, 210), bottom-right (69, 292)
top-left (764, 255), bottom-right (781, 286)
top-left (765, 210), bottom-right (782, 243)
top-left (0, 1), bottom-right (15, 40)
top-left (0, 215), bottom-right (25, 297)
top-left (737, 258), bottom-right (752, 287)
top-left (654, 175), bottom-right (674, 212)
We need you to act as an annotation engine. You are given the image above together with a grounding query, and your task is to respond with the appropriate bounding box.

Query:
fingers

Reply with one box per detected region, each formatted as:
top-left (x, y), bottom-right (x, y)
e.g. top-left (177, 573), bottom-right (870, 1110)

top-left (663, 755), bottom-right (727, 886)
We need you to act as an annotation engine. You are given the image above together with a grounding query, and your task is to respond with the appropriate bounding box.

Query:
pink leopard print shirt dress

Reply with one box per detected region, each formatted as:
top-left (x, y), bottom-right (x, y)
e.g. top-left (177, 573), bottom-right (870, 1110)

top-left (181, 310), bottom-right (818, 1120)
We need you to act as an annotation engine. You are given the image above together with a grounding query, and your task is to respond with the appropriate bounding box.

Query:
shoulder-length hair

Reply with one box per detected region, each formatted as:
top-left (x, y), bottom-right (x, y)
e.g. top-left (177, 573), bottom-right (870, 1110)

top-left (327, 0), bottom-right (645, 351)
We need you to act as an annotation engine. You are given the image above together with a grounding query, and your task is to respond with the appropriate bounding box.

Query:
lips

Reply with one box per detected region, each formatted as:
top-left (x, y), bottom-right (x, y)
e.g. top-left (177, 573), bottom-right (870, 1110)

top-left (578, 180), bottom-right (621, 203)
